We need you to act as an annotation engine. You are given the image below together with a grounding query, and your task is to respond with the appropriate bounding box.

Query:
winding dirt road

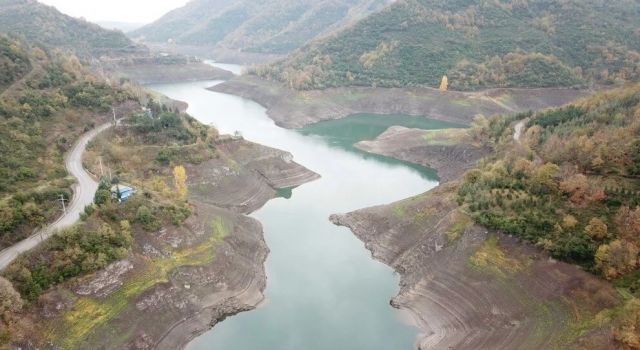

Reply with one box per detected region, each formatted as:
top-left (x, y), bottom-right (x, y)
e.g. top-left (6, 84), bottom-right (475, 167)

top-left (0, 122), bottom-right (112, 270)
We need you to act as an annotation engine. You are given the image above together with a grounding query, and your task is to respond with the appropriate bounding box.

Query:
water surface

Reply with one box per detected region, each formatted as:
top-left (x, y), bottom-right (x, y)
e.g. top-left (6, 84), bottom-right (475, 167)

top-left (150, 80), bottom-right (460, 350)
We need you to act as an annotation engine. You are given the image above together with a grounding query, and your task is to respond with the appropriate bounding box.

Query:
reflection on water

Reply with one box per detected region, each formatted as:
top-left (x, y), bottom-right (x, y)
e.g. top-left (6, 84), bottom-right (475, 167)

top-left (150, 80), bottom-right (457, 350)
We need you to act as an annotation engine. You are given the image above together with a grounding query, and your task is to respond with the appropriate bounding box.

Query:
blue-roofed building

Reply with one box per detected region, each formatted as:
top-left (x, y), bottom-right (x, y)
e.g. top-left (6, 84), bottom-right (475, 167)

top-left (111, 185), bottom-right (136, 202)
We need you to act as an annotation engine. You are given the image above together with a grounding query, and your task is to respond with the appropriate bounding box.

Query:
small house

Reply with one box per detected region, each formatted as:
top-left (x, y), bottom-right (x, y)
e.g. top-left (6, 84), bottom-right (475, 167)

top-left (111, 185), bottom-right (136, 203)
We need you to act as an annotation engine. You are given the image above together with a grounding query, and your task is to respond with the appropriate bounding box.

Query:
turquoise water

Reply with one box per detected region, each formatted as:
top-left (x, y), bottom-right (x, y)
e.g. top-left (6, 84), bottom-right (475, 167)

top-left (300, 113), bottom-right (465, 180)
top-left (150, 80), bottom-right (460, 350)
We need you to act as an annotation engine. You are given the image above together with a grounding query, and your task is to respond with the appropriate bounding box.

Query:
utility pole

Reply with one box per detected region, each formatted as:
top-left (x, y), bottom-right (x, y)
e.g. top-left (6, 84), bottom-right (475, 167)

top-left (58, 194), bottom-right (67, 215)
top-left (99, 156), bottom-right (104, 177)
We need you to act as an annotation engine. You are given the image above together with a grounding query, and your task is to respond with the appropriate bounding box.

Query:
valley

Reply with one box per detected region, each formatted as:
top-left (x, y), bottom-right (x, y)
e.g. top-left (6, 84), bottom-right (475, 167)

top-left (0, 0), bottom-right (639, 349)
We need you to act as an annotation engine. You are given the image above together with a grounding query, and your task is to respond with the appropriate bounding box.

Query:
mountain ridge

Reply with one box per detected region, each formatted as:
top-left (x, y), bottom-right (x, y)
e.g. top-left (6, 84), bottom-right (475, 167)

top-left (255, 0), bottom-right (640, 90)
top-left (131, 0), bottom-right (393, 55)
top-left (0, 0), bottom-right (142, 58)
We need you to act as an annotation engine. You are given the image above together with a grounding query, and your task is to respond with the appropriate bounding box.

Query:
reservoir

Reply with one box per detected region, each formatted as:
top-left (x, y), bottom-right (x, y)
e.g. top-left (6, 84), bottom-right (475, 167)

top-left (151, 78), bottom-right (460, 350)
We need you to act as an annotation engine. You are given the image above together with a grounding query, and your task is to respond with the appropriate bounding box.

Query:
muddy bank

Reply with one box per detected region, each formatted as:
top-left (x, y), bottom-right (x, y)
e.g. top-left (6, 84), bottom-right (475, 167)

top-left (356, 126), bottom-right (490, 182)
top-left (210, 76), bottom-right (589, 128)
top-left (20, 138), bottom-right (318, 350)
top-left (111, 62), bottom-right (233, 84)
top-left (330, 183), bottom-right (619, 349)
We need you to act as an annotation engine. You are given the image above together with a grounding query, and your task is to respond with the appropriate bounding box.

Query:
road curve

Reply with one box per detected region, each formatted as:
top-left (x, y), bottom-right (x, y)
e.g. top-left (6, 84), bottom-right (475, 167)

top-left (0, 122), bottom-right (113, 270)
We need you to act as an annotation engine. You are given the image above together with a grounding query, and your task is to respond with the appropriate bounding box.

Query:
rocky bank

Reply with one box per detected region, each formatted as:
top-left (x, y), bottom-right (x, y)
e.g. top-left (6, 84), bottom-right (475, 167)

top-left (19, 137), bottom-right (318, 350)
top-left (211, 76), bottom-right (590, 128)
top-left (355, 126), bottom-right (491, 183)
top-left (331, 183), bottom-right (619, 349)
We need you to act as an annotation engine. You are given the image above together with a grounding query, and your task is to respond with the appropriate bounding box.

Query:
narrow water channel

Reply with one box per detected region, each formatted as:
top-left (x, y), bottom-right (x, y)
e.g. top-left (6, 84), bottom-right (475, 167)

top-left (150, 79), bottom-right (460, 349)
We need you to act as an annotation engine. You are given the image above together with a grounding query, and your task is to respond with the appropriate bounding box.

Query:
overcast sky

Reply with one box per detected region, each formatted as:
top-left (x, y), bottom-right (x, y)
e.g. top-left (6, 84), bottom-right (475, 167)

top-left (39, 0), bottom-right (190, 24)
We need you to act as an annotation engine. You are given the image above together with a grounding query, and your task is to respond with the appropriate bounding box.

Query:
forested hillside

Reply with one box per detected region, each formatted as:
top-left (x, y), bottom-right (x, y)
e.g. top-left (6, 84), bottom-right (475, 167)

top-left (0, 0), bottom-right (140, 57)
top-left (459, 84), bottom-right (640, 270)
top-left (457, 84), bottom-right (640, 346)
top-left (131, 0), bottom-right (391, 55)
top-left (0, 35), bottom-right (136, 249)
top-left (256, 0), bottom-right (640, 90)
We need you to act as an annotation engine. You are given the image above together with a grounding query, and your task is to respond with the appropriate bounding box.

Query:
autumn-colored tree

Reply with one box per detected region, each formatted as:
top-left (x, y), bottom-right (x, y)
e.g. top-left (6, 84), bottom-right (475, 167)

top-left (559, 173), bottom-right (589, 204)
top-left (615, 206), bottom-right (640, 243)
top-left (530, 162), bottom-right (560, 193)
top-left (0, 276), bottom-right (23, 319)
top-left (173, 165), bottom-right (188, 201)
top-left (585, 218), bottom-right (608, 240)
top-left (439, 75), bottom-right (449, 91)
top-left (595, 240), bottom-right (639, 279)
top-left (614, 298), bottom-right (640, 349)
top-left (562, 214), bottom-right (578, 230)
top-left (513, 158), bottom-right (533, 175)
top-left (590, 188), bottom-right (606, 203)
top-left (150, 176), bottom-right (169, 194)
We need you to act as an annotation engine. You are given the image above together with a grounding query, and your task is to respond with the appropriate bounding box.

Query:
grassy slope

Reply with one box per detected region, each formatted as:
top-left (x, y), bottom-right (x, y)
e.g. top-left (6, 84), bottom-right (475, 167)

top-left (258, 0), bottom-right (640, 90)
top-left (131, 0), bottom-right (390, 54)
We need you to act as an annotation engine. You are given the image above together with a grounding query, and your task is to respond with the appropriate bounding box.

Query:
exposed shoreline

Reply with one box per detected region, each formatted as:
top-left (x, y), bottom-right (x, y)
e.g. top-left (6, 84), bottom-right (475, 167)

top-left (328, 121), bottom-right (618, 348)
top-left (354, 126), bottom-right (490, 183)
top-left (330, 182), bottom-right (618, 349)
top-left (210, 75), bottom-right (590, 129)
top-left (13, 97), bottom-right (319, 349)
top-left (109, 62), bottom-right (234, 85)
top-left (207, 76), bottom-right (617, 349)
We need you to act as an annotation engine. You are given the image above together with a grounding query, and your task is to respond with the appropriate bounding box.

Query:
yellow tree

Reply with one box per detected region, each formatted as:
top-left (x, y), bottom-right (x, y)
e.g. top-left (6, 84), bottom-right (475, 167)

top-left (439, 75), bottom-right (449, 91)
top-left (585, 217), bottom-right (608, 240)
top-left (173, 165), bottom-right (188, 201)
top-left (595, 240), bottom-right (639, 279)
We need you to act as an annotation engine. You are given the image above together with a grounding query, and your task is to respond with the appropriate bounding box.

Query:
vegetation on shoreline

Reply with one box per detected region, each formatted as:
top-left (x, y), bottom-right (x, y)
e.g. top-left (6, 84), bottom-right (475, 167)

top-left (255, 0), bottom-right (640, 90)
top-left (0, 31), bottom-right (222, 345)
top-left (456, 84), bottom-right (640, 347)
top-left (0, 94), bottom-right (219, 346)
top-left (0, 36), bottom-right (136, 250)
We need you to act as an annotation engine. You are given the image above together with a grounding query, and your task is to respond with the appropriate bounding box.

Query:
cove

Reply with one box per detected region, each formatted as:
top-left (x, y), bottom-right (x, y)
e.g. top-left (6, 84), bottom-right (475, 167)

top-left (149, 79), bottom-right (461, 349)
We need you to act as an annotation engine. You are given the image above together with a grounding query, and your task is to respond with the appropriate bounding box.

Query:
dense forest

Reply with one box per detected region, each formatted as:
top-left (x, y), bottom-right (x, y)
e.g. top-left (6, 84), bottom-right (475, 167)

top-left (254, 0), bottom-right (640, 90)
top-left (0, 35), bottom-right (135, 249)
top-left (0, 0), bottom-right (140, 57)
top-left (132, 0), bottom-right (390, 54)
top-left (457, 84), bottom-right (640, 347)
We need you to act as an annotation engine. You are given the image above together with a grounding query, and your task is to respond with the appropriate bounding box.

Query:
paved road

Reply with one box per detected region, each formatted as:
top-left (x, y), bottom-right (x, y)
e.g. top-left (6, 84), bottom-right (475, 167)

top-left (0, 122), bottom-right (112, 270)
